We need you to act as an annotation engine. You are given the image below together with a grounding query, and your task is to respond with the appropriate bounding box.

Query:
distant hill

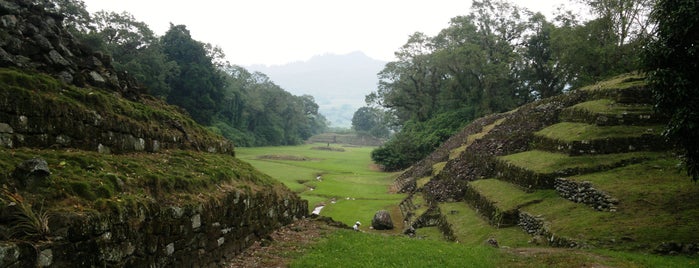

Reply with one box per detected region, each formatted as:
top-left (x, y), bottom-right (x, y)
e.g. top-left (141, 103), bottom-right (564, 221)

top-left (247, 51), bottom-right (387, 128)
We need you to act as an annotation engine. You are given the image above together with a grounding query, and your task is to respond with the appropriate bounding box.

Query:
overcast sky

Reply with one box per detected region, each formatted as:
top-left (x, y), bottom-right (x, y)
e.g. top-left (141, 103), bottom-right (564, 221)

top-left (82, 0), bottom-right (582, 66)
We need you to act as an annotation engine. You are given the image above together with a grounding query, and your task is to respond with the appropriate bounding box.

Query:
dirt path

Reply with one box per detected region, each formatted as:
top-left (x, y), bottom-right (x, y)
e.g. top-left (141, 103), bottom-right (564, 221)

top-left (223, 218), bottom-right (339, 267)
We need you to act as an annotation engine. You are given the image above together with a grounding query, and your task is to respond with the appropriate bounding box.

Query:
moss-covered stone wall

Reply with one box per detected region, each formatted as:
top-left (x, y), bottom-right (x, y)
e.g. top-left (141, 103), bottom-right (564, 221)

top-left (0, 69), bottom-right (235, 155)
top-left (0, 187), bottom-right (308, 267)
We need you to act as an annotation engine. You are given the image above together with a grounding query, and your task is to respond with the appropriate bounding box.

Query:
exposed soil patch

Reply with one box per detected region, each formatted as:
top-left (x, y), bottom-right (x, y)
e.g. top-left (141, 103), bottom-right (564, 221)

top-left (368, 163), bottom-right (382, 172)
top-left (223, 218), bottom-right (339, 267)
top-left (257, 154), bottom-right (318, 161)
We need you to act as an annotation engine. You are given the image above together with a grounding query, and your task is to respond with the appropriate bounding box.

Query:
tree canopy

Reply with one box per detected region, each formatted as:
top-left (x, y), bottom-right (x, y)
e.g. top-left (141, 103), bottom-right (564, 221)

top-left (642, 0), bottom-right (699, 181)
top-left (352, 107), bottom-right (389, 139)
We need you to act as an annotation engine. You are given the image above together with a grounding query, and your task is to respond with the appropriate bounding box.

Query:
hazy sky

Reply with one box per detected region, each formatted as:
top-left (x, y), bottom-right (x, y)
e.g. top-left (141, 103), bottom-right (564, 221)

top-left (82, 0), bottom-right (582, 66)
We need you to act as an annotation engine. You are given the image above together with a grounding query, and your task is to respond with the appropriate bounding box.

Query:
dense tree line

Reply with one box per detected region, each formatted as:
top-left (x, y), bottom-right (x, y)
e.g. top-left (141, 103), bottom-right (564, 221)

top-left (642, 0), bottom-right (699, 181)
top-left (39, 0), bottom-right (327, 146)
top-left (368, 0), bottom-right (654, 170)
top-left (351, 107), bottom-right (390, 139)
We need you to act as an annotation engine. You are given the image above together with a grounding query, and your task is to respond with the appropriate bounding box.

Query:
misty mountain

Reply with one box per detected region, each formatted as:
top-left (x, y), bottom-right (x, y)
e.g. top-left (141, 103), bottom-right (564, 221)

top-left (247, 51), bottom-right (387, 128)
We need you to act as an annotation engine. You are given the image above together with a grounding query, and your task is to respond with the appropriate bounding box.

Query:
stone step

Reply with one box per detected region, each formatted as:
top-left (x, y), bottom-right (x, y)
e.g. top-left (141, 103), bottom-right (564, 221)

top-left (393, 174), bottom-right (417, 193)
top-left (462, 179), bottom-right (584, 248)
top-left (560, 99), bottom-right (665, 126)
top-left (464, 178), bottom-right (539, 227)
top-left (579, 76), bottom-right (652, 104)
top-left (438, 201), bottom-right (534, 246)
top-left (398, 192), bottom-right (431, 227)
top-left (409, 205), bottom-right (457, 241)
top-left (554, 178), bottom-right (619, 212)
top-left (495, 150), bottom-right (652, 189)
top-left (392, 114), bottom-right (508, 195)
top-left (518, 211), bottom-right (582, 248)
top-left (533, 122), bottom-right (667, 156)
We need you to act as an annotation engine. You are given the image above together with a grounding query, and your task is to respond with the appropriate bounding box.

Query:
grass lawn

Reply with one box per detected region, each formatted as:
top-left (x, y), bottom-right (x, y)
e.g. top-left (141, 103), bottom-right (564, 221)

top-left (498, 150), bottom-right (659, 174)
top-left (235, 143), bottom-right (699, 267)
top-left (287, 225), bottom-right (698, 268)
top-left (290, 229), bottom-right (499, 267)
top-left (440, 201), bottom-right (534, 247)
top-left (535, 122), bottom-right (663, 142)
top-left (568, 99), bottom-right (653, 116)
top-left (236, 143), bottom-right (405, 228)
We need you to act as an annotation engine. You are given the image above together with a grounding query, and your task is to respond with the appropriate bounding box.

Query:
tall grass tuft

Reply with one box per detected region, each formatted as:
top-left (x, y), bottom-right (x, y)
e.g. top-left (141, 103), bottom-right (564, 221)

top-left (1, 188), bottom-right (50, 240)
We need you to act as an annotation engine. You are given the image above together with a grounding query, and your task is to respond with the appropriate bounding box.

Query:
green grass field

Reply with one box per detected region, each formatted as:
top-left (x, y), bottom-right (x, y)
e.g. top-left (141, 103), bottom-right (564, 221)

top-left (236, 143), bottom-right (699, 267)
top-left (290, 229), bottom-right (499, 267)
top-left (236, 143), bottom-right (405, 229)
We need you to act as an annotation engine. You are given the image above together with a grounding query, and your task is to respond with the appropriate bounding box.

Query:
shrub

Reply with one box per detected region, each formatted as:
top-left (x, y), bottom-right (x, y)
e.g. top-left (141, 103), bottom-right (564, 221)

top-left (371, 109), bottom-right (472, 171)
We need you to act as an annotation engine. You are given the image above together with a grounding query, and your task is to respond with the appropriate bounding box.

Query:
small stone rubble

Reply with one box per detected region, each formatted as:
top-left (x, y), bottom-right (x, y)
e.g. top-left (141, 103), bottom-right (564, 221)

top-left (554, 178), bottom-right (619, 212)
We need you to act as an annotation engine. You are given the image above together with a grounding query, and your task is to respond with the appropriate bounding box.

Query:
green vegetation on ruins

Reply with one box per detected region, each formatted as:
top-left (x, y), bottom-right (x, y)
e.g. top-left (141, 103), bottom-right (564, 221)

top-left (569, 99), bottom-right (654, 116)
top-left (0, 68), bottom-right (222, 151)
top-left (0, 67), bottom-right (269, 208)
top-left (535, 123), bottom-right (663, 142)
top-left (499, 150), bottom-right (662, 174)
top-left (0, 147), bottom-right (281, 213)
top-left (239, 140), bottom-right (699, 267)
top-left (391, 72), bottom-right (699, 267)
top-left (2, 0), bottom-right (698, 266)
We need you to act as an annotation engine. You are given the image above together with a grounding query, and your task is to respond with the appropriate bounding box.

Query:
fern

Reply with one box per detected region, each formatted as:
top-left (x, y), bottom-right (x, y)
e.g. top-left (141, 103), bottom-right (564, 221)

top-left (0, 188), bottom-right (50, 240)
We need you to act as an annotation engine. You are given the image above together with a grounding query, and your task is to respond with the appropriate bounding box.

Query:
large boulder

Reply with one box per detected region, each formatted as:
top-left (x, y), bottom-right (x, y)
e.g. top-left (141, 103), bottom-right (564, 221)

top-left (371, 210), bottom-right (394, 230)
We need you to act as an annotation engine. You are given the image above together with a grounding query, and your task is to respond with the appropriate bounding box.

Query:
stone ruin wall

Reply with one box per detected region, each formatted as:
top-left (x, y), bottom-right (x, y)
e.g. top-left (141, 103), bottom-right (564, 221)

top-left (0, 188), bottom-right (308, 267)
top-left (0, 0), bottom-right (235, 155)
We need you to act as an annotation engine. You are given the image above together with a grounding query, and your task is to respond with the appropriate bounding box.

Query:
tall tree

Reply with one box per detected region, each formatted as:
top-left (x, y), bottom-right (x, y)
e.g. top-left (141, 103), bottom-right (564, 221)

top-left (579, 0), bottom-right (654, 46)
top-left (214, 67), bottom-right (326, 146)
top-left (352, 107), bottom-right (389, 138)
top-left (38, 0), bottom-right (92, 33)
top-left (521, 13), bottom-right (568, 99)
top-left (550, 0), bottom-right (653, 88)
top-left (550, 15), bottom-right (625, 88)
top-left (375, 32), bottom-right (440, 124)
top-left (369, 0), bottom-right (534, 170)
top-left (642, 0), bottom-right (699, 181)
top-left (161, 24), bottom-right (225, 125)
top-left (89, 11), bottom-right (177, 98)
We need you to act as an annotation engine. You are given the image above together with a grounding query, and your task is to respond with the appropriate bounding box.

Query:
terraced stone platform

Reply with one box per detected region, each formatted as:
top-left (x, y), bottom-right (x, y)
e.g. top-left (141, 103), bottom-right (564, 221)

top-left (395, 74), bottom-right (699, 253)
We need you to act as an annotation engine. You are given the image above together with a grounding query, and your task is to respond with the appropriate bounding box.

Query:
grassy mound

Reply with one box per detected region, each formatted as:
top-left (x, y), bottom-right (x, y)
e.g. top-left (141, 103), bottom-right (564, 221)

top-left (0, 147), bottom-right (282, 213)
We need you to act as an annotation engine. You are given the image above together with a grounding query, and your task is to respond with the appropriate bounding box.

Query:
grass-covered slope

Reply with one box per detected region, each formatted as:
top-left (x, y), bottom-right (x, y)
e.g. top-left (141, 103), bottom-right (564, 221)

top-left (0, 147), bottom-right (283, 212)
top-left (398, 73), bottom-right (699, 254)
